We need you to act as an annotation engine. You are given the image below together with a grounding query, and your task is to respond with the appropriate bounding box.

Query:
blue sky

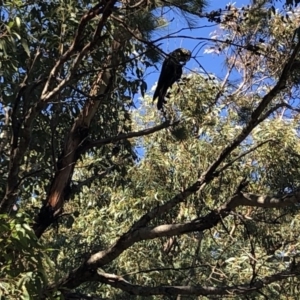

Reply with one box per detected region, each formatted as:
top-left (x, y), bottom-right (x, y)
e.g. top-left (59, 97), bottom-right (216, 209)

top-left (133, 0), bottom-right (254, 158)
top-left (144, 0), bottom-right (251, 96)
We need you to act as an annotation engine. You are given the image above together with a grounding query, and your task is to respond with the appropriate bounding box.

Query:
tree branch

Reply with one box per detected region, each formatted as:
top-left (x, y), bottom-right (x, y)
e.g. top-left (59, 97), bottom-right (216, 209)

top-left (80, 120), bottom-right (180, 153)
top-left (197, 38), bottom-right (300, 185)
top-left (214, 139), bottom-right (274, 176)
top-left (53, 187), bottom-right (300, 291)
top-left (41, 1), bottom-right (110, 100)
top-left (60, 264), bottom-right (300, 297)
top-left (0, 1), bottom-right (116, 213)
top-left (225, 190), bottom-right (300, 209)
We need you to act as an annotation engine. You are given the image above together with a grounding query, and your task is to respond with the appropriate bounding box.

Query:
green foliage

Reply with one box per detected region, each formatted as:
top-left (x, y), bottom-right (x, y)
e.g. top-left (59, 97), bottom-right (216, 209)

top-left (0, 214), bottom-right (53, 299)
top-left (2, 0), bottom-right (300, 299)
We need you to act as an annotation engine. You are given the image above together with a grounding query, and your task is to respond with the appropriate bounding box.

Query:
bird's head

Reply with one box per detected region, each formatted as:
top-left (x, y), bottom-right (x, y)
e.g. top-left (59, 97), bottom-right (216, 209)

top-left (171, 48), bottom-right (192, 63)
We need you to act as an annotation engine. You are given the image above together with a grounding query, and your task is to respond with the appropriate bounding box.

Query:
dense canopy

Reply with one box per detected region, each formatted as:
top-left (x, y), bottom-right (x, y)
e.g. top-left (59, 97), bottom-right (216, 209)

top-left (2, 0), bottom-right (300, 299)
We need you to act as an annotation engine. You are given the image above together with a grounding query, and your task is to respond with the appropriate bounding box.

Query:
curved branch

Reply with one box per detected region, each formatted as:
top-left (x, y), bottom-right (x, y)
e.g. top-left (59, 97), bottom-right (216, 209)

top-left (80, 120), bottom-right (180, 153)
top-left (86, 191), bottom-right (300, 268)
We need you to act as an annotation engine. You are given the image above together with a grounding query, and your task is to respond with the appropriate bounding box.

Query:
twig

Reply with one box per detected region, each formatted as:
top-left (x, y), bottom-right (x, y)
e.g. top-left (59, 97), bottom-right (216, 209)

top-left (214, 139), bottom-right (274, 176)
top-left (79, 120), bottom-right (179, 153)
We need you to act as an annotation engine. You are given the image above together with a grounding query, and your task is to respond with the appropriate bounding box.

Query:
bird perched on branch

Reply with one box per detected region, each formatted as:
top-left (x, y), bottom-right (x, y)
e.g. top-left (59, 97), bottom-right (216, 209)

top-left (153, 48), bottom-right (191, 110)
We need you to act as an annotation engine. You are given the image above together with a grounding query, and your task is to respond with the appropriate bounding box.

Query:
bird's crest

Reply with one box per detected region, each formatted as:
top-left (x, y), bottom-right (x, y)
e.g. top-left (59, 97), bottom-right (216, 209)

top-left (170, 48), bottom-right (192, 63)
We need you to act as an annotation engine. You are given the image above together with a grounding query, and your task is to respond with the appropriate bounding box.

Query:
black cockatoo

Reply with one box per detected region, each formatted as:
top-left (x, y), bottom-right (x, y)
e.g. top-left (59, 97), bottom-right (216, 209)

top-left (153, 48), bottom-right (191, 110)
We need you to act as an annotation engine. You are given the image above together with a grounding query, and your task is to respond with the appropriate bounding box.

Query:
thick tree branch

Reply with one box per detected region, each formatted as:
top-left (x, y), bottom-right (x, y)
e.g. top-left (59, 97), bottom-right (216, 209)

top-left (86, 190), bottom-right (300, 267)
top-left (225, 190), bottom-right (300, 209)
top-left (34, 0), bottom-right (154, 237)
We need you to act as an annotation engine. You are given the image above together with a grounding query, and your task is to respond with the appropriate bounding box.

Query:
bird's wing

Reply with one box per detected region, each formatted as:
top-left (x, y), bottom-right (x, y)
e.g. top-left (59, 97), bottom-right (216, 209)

top-left (153, 58), bottom-right (171, 101)
top-left (153, 56), bottom-right (182, 100)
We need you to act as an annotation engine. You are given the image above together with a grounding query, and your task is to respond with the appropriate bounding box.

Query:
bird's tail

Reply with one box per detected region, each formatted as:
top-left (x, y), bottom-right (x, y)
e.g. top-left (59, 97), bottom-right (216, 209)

top-left (157, 97), bottom-right (163, 110)
top-left (153, 89), bottom-right (159, 103)
top-left (157, 89), bottom-right (166, 110)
